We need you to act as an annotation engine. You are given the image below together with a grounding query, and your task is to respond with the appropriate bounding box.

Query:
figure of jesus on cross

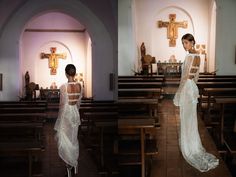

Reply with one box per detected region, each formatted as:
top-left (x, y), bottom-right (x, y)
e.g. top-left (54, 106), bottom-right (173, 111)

top-left (41, 47), bottom-right (67, 75)
top-left (158, 14), bottom-right (188, 47)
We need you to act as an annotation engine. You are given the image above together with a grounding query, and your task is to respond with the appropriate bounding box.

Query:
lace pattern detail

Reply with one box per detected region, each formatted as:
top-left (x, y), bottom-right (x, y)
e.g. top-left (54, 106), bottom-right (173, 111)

top-left (54, 82), bottom-right (82, 172)
top-left (173, 54), bottom-right (219, 172)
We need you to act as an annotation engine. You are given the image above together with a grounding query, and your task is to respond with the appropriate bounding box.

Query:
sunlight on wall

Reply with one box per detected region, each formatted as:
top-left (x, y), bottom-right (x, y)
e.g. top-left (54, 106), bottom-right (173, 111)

top-left (21, 12), bottom-right (91, 98)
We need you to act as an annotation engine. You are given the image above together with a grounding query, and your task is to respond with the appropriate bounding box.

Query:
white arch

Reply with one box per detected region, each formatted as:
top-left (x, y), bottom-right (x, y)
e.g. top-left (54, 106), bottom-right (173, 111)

top-left (0, 0), bottom-right (115, 100)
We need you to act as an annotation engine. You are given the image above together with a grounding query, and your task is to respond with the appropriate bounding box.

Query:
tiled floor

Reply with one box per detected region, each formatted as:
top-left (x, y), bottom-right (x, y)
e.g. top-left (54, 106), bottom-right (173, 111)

top-left (150, 99), bottom-right (232, 177)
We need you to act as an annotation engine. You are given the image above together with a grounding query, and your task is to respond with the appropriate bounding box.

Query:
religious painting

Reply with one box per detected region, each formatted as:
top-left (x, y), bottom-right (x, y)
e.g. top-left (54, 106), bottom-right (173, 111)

top-left (0, 73), bottom-right (2, 91)
top-left (158, 14), bottom-right (188, 47)
top-left (40, 47), bottom-right (67, 75)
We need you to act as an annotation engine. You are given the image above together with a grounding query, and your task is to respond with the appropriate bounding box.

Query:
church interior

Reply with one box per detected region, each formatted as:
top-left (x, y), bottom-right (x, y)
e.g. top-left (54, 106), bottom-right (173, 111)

top-left (1, 0), bottom-right (236, 177)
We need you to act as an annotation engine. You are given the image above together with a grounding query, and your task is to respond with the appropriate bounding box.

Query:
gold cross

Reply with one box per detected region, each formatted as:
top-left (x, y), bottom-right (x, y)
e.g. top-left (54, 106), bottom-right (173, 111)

top-left (40, 47), bottom-right (67, 75)
top-left (158, 14), bottom-right (188, 47)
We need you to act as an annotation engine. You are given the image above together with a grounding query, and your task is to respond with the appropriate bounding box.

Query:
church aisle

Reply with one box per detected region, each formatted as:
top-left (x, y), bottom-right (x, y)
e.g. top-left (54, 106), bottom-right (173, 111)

top-left (42, 121), bottom-right (99, 177)
top-left (41, 99), bottom-right (232, 177)
top-left (150, 99), bottom-right (232, 177)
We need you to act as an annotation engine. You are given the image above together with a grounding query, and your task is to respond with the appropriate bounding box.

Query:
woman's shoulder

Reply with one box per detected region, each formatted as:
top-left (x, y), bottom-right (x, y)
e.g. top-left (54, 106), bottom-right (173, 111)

top-left (68, 81), bottom-right (81, 87)
top-left (186, 53), bottom-right (200, 61)
top-left (68, 82), bottom-right (82, 91)
top-left (186, 53), bottom-right (199, 57)
top-left (186, 53), bottom-right (200, 66)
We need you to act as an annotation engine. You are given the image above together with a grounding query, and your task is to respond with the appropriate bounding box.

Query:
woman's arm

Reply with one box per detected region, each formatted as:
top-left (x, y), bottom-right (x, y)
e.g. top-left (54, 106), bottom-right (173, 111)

top-left (59, 84), bottom-right (66, 107)
top-left (76, 83), bottom-right (83, 108)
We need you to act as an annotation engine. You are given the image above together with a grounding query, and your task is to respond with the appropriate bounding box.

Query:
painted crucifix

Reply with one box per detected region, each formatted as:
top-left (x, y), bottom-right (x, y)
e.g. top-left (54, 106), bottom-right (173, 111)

top-left (158, 14), bottom-right (188, 47)
top-left (40, 47), bottom-right (67, 75)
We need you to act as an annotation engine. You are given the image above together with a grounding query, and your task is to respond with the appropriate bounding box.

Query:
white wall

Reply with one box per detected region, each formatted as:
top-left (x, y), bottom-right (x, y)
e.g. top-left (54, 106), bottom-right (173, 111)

top-left (21, 12), bottom-right (87, 94)
top-left (118, 0), bottom-right (137, 75)
top-left (119, 0), bottom-right (211, 74)
top-left (0, 0), bottom-right (115, 101)
top-left (84, 31), bottom-right (92, 98)
top-left (208, 1), bottom-right (216, 73)
top-left (215, 0), bottom-right (236, 75)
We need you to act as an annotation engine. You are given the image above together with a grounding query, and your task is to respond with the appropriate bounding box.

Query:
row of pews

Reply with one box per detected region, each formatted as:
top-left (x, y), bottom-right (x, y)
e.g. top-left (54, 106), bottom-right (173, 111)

top-left (2, 73), bottom-right (236, 177)
top-left (117, 75), bottom-right (163, 177)
top-left (77, 75), bottom-right (165, 177)
top-left (197, 74), bottom-right (236, 167)
top-left (0, 101), bottom-right (47, 177)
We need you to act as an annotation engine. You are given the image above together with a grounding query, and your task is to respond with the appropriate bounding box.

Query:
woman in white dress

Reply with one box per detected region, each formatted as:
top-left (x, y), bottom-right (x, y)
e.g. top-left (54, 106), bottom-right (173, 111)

top-left (54, 64), bottom-right (82, 177)
top-left (173, 33), bottom-right (219, 172)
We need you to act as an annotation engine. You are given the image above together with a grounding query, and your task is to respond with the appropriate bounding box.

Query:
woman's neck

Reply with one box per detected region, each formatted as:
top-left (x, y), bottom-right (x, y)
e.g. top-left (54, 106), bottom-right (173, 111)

top-left (188, 48), bottom-right (197, 54)
top-left (67, 76), bottom-right (75, 82)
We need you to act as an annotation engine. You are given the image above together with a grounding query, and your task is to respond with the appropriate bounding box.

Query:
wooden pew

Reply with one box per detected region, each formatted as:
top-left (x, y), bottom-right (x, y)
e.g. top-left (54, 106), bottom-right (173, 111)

top-left (0, 100), bottom-right (47, 108)
top-left (118, 76), bottom-right (162, 127)
top-left (214, 97), bottom-right (236, 146)
top-left (199, 75), bottom-right (236, 78)
top-left (79, 99), bottom-right (160, 176)
top-left (197, 82), bottom-right (236, 113)
top-left (118, 88), bottom-right (161, 99)
top-left (79, 102), bottom-right (118, 174)
top-left (116, 118), bottom-right (157, 177)
top-left (198, 87), bottom-right (236, 124)
top-left (119, 75), bottom-right (164, 79)
top-left (198, 78), bottom-right (236, 82)
top-left (80, 102), bottom-right (118, 133)
top-left (118, 82), bottom-right (163, 89)
top-left (118, 77), bottom-right (164, 82)
top-left (118, 98), bottom-right (159, 120)
top-left (0, 102), bottom-right (46, 177)
top-left (0, 107), bottom-right (46, 114)
top-left (197, 81), bottom-right (236, 91)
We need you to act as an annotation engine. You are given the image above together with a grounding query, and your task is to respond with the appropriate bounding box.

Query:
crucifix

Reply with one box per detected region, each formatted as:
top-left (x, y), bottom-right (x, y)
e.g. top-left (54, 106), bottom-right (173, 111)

top-left (40, 47), bottom-right (67, 75)
top-left (158, 14), bottom-right (188, 47)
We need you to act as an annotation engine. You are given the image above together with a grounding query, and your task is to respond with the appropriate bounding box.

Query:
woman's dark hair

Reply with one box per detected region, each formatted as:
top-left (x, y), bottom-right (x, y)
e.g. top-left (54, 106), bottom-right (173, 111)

top-left (65, 64), bottom-right (76, 76)
top-left (182, 33), bottom-right (195, 45)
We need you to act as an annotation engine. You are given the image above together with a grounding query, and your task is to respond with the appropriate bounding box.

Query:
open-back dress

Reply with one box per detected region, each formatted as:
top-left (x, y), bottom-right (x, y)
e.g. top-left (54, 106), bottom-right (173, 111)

top-left (173, 53), bottom-right (219, 172)
top-left (54, 82), bottom-right (82, 173)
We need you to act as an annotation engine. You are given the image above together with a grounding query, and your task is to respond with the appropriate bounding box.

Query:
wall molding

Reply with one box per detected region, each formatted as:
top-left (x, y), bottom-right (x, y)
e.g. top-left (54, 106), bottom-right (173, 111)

top-left (25, 28), bottom-right (86, 33)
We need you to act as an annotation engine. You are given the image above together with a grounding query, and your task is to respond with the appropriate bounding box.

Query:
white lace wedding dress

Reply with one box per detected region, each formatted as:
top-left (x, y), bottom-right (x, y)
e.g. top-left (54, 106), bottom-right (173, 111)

top-left (173, 53), bottom-right (219, 172)
top-left (54, 82), bottom-right (82, 173)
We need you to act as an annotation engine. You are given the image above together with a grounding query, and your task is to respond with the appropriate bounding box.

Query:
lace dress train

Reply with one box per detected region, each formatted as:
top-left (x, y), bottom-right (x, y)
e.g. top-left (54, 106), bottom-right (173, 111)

top-left (173, 54), bottom-right (219, 172)
top-left (54, 82), bottom-right (82, 173)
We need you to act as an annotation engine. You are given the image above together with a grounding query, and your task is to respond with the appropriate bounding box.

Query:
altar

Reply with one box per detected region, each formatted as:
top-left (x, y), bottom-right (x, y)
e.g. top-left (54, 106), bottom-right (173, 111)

top-left (157, 62), bottom-right (182, 76)
top-left (39, 88), bottom-right (60, 101)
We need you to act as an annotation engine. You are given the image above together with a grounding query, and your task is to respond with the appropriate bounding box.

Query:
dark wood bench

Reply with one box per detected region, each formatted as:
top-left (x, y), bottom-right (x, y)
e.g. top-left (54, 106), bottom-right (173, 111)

top-left (79, 102), bottom-right (118, 133)
top-left (214, 97), bottom-right (236, 146)
top-left (118, 75), bottom-right (164, 79)
top-left (198, 88), bottom-right (236, 124)
top-left (0, 113), bottom-right (46, 140)
top-left (0, 122), bottom-right (45, 177)
top-left (79, 100), bottom-right (159, 175)
top-left (118, 88), bottom-right (161, 99)
top-left (79, 102), bottom-right (119, 170)
top-left (0, 102), bottom-right (46, 177)
top-left (116, 118), bottom-right (157, 177)
top-left (118, 77), bottom-right (164, 82)
top-left (199, 75), bottom-right (236, 78)
top-left (198, 78), bottom-right (236, 82)
top-left (197, 81), bottom-right (236, 112)
top-left (118, 98), bottom-right (159, 120)
top-left (118, 82), bottom-right (163, 89)
top-left (0, 107), bottom-right (46, 114)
